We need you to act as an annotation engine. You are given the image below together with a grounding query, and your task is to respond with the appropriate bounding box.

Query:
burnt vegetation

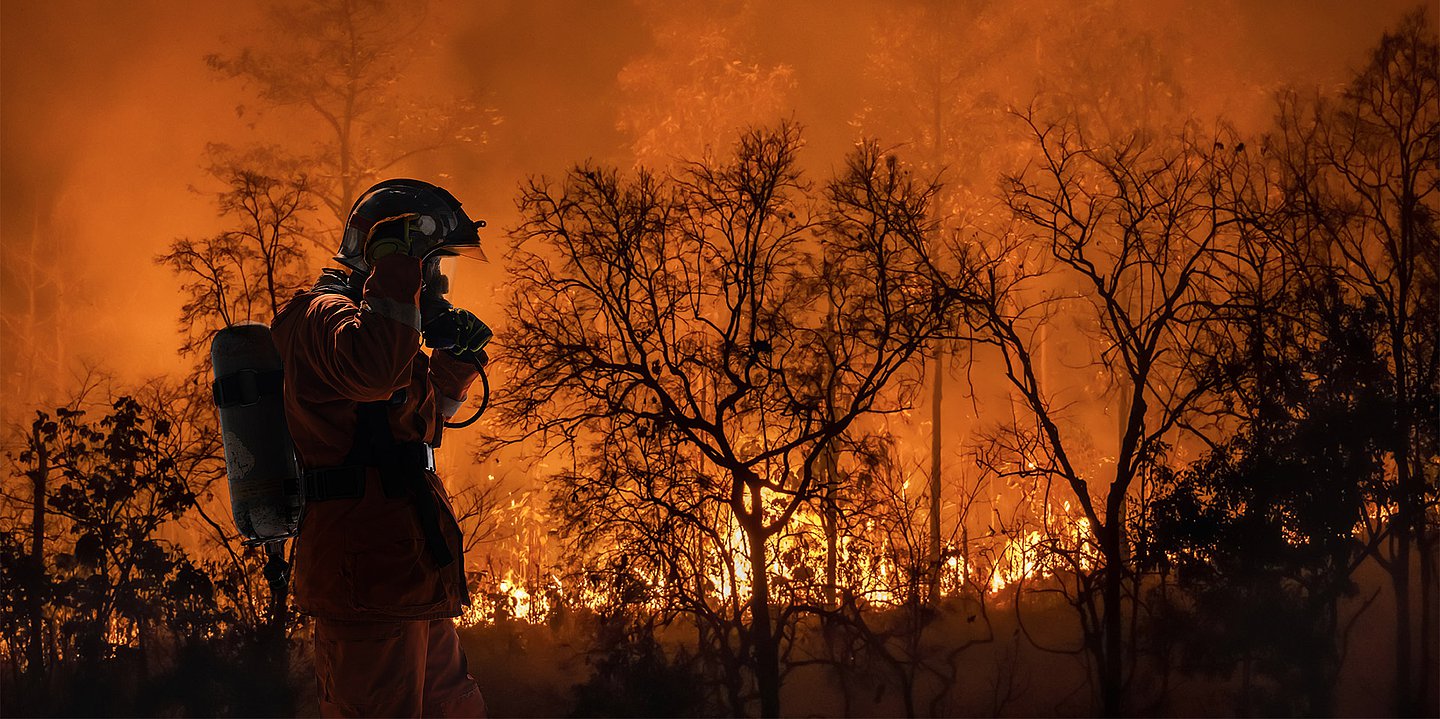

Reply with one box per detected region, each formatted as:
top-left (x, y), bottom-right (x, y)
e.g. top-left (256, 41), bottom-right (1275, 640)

top-left (0, 3), bottom-right (1436, 717)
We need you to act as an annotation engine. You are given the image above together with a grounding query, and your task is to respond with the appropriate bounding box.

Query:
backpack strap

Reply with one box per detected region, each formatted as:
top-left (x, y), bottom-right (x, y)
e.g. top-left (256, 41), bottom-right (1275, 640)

top-left (304, 394), bottom-right (455, 568)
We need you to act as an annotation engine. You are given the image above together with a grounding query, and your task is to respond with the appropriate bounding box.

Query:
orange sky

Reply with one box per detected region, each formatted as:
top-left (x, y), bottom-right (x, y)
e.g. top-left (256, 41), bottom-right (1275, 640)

top-left (1, 0), bottom-right (1424, 428)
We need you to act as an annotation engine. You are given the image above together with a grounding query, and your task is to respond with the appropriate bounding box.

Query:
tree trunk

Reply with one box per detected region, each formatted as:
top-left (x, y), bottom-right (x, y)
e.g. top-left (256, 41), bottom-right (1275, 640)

top-left (928, 343), bottom-right (944, 605)
top-left (262, 541), bottom-right (293, 716)
top-left (1101, 527), bottom-right (1124, 717)
top-left (1392, 363), bottom-right (1415, 716)
top-left (960, 523), bottom-right (970, 592)
top-left (1307, 599), bottom-right (1340, 717)
top-left (823, 304), bottom-right (840, 608)
top-left (745, 482), bottom-right (782, 718)
top-left (1098, 378), bottom-right (1134, 717)
top-left (26, 422), bottom-right (48, 686)
top-left (824, 309), bottom-right (840, 608)
top-left (1394, 531), bottom-right (1414, 717)
top-left (898, 666), bottom-right (917, 718)
top-left (1239, 653), bottom-right (1253, 717)
top-left (1420, 527), bottom-right (1437, 715)
top-left (823, 442), bottom-right (838, 608)
top-left (1390, 300), bottom-right (1421, 716)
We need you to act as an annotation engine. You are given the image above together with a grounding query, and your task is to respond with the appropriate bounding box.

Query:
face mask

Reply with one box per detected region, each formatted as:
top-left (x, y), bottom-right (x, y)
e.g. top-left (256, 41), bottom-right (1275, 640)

top-left (423, 256), bottom-right (454, 299)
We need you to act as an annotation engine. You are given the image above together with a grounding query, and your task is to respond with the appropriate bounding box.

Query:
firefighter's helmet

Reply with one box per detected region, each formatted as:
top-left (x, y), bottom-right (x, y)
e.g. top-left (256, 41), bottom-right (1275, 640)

top-left (336, 178), bottom-right (487, 273)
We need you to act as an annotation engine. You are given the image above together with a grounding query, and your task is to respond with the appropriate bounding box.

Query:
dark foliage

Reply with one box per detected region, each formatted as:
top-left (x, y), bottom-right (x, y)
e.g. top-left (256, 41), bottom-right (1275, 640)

top-left (0, 396), bottom-right (302, 717)
top-left (1139, 284), bottom-right (1395, 715)
top-left (570, 612), bottom-right (708, 718)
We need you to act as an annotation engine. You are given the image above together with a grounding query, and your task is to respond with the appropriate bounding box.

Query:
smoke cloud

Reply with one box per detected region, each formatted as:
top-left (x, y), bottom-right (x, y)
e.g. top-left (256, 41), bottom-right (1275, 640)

top-left (0, 0), bottom-right (1421, 418)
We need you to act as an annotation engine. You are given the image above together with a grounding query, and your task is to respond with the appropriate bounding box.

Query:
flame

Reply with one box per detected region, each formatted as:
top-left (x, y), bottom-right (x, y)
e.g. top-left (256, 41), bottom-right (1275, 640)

top-left (456, 480), bottom-right (1100, 627)
top-left (459, 570), bottom-right (561, 625)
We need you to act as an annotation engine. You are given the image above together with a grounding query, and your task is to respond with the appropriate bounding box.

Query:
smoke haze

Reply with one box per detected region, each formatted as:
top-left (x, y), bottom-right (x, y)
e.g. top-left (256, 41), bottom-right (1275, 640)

top-left (0, 0), bottom-right (1422, 417)
top-left (1, 3), bottom-right (1434, 716)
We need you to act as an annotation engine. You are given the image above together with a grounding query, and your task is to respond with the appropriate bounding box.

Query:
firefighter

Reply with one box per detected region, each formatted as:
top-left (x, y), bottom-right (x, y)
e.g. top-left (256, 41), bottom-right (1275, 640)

top-left (271, 179), bottom-right (492, 717)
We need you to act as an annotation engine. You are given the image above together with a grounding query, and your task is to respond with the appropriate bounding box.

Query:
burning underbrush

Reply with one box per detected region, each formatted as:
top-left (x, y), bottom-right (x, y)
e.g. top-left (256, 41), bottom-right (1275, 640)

top-left (457, 489), bottom-right (1100, 629)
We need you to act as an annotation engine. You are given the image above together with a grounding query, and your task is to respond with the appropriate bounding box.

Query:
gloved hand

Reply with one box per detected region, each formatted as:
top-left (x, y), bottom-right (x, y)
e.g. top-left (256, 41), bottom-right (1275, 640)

top-left (423, 307), bottom-right (493, 367)
top-left (365, 212), bottom-right (439, 265)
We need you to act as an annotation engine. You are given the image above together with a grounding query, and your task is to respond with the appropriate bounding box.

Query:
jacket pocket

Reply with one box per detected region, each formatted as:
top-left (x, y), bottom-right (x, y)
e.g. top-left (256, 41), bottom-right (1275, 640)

top-left (344, 539), bottom-right (450, 618)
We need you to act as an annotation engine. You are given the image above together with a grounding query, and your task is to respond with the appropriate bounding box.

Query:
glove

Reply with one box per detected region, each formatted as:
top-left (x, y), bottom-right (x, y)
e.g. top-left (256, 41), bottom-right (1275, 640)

top-left (365, 213), bottom-right (439, 265)
top-left (423, 307), bottom-right (493, 367)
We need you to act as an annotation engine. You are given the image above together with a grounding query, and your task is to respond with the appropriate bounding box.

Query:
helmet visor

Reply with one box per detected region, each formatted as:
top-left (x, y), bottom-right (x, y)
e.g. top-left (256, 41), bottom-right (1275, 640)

top-left (429, 242), bottom-right (489, 263)
top-left (425, 219), bottom-right (488, 262)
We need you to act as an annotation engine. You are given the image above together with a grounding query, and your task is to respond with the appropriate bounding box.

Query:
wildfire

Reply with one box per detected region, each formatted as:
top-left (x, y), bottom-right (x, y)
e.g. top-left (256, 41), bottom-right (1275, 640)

top-left (981, 519), bottom-right (1093, 595)
top-left (456, 487), bottom-right (1099, 628)
top-left (459, 570), bottom-right (562, 625)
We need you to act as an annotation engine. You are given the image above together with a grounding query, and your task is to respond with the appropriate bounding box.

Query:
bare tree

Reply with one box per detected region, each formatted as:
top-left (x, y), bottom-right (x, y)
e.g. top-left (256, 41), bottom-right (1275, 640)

top-left (547, 424), bottom-right (752, 713)
top-left (855, 0), bottom-right (1190, 609)
top-left (969, 109), bottom-right (1238, 715)
top-left (206, 0), bottom-right (495, 232)
top-left (0, 207), bottom-right (72, 429)
top-left (157, 168), bottom-right (310, 361)
top-left (857, 0), bottom-right (1035, 607)
top-left (795, 433), bottom-right (998, 718)
top-left (492, 124), bottom-right (963, 716)
top-left (153, 168), bottom-right (311, 679)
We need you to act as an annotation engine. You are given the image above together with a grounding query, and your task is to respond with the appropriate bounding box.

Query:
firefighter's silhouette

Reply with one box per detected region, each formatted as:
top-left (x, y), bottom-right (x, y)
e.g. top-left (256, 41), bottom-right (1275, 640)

top-left (272, 179), bottom-right (491, 717)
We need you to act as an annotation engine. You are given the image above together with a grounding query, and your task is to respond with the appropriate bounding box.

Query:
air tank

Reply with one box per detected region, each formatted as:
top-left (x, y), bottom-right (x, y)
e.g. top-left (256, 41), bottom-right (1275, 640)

top-left (210, 322), bottom-right (302, 545)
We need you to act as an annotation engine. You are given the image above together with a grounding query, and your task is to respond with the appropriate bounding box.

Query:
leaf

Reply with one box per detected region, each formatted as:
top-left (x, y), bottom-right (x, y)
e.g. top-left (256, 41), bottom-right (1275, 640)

top-left (74, 532), bottom-right (104, 569)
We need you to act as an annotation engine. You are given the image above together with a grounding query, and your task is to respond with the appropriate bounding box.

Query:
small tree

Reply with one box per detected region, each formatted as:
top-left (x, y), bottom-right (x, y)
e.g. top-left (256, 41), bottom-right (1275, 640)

top-left (0, 391), bottom-right (232, 715)
top-left (1140, 280), bottom-right (1394, 715)
top-left (1271, 11), bottom-right (1439, 713)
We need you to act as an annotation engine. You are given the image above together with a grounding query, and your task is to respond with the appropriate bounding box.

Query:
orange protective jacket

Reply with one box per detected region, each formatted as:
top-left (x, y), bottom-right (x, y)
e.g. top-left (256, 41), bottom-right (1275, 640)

top-left (272, 254), bottom-right (479, 621)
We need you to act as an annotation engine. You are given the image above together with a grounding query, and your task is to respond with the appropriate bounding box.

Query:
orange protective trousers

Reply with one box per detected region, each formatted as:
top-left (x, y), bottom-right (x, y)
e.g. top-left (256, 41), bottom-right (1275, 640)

top-left (314, 617), bottom-right (487, 718)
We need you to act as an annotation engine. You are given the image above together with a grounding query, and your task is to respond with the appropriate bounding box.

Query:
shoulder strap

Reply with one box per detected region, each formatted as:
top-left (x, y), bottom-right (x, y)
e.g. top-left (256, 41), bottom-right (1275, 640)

top-left (344, 395), bottom-right (455, 568)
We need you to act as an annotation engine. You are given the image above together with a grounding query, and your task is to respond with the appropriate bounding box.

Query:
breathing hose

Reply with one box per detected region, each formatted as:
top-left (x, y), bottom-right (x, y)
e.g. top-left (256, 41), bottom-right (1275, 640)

top-left (442, 361), bottom-right (490, 429)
